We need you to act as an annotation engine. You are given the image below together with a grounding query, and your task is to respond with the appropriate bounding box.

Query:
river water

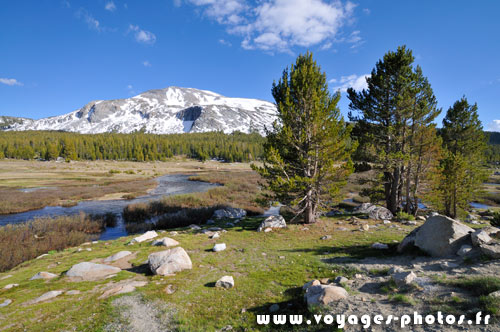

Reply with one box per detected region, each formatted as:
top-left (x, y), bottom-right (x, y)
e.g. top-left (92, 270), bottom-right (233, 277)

top-left (0, 174), bottom-right (217, 240)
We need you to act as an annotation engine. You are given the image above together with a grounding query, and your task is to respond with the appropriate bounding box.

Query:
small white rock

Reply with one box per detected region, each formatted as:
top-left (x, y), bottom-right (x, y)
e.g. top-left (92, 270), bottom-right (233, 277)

top-left (3, 283), bottom-right (19, 290)
top-left (216, 276), bottom-right (235, 289)
top-left (0, 299), bottom-right (12, 307)
top-left (213, 243), bottom-right (226, 252)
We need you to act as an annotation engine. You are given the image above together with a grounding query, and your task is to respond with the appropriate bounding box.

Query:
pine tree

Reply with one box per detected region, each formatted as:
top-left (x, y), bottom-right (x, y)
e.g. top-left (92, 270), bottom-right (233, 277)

top-left (253, 52), bottom-right (355, 224)
top-left (431, 97), bottom-right (487, 218)
top-left (348, 46), bottom-right (440, 215)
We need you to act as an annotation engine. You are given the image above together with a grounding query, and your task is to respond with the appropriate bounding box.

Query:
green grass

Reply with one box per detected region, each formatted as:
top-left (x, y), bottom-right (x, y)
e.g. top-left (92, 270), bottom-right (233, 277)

top-left (0, 216), bottom-right (405, 331)
top-left (433, 276), bottom-right (500, 318)
top-left (389, 293), bottom-right (415, 305)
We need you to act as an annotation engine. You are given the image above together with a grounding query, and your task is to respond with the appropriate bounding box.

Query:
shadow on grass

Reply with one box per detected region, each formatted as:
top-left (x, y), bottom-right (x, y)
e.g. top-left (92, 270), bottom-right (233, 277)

top-left (125, 263), bottom-right (153, 276)
top-left (246, 286), bottom-right (339, 331)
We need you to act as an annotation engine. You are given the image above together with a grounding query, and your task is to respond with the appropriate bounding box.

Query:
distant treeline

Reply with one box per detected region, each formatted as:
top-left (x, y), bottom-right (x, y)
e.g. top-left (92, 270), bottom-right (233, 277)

top-left (0, 129), bottom-right (498, 163)
top-left (0, 131), bottom-right (265, 162)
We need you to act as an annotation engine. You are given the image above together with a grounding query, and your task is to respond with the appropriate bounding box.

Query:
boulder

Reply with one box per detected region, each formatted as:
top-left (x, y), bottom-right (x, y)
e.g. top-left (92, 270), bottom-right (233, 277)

top-left (391, 271), bottom-right (416, 287)
top-left (334, 276), bottom-right (348, 284)
top-left (388, 266), bottom-right (404, 275)
top-left (397, 227), bottom-right (420, 253)
top-left (305, 285), bottom-right (348, 307)
top-left (354, 203), bottom-right (393, 220)
top-left (489, 290), bottom-right (500, 298)
top-left (371, 243), bottom-right (389, 250)
top-left (257, 215), bottom-right (286, 232)
top-left (413, 215), bottom-right (474, 257)
top-left (30, 271), bottom-right (58, 280)
top-left (130, 231), bottom-right (158, 244)
top-left (104, 251), bottom-right (133, 262)
top-left (28, 290), bottom-right (64, 304)
top-left (303, 279), bottom-right (321, 290)
top-left (213, 207), bottom-right (246, 220)
top-left (215, 276), bottom-right (235, 289)
top-left (0, 299), bottom-right (12, 307)
top-left (471, 229), bottom-right (493, 247)
top-left (213, 243), bottom-right (226, 252)
top-left (480, 243), bottom-right (500, 259)
top-left (66, 262), bottom-right (121, 281)
top-left (152, 237), bottom-right (180, 247)
top-left (210, 233), bottom-right (220, 239)
top-left (148, 247), bottom-right (192, 276)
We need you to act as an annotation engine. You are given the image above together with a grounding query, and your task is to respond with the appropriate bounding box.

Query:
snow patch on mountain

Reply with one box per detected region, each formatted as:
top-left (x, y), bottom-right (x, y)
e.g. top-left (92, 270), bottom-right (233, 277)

top-left (7, 87), bottom-right (277, 135)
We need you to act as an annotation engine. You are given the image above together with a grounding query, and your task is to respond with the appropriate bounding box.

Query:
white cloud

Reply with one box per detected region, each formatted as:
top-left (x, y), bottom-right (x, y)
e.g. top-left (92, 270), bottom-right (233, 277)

top-left (127, 84), bottom-right (136, 95)
top-left (76, 8), bottom-right (101, 31)
top-left (363, 8), bottom-right (370, 15)
top-left (218, 39), bottom-right (232, 46)
top-left (181, 0), bottom-right (356, 53)
top-left (487, 120), bottom-right (500, 132)
top-left (142, 60), bottom-right (152, 67)
top-left (330, 73), bottom-right (369, 92)
top-left (128, 25), bottom-right (156, 44)
top-left (0, 78), bottom-right (23, 86)
top-left (105, 1), bottom-right (116, 12)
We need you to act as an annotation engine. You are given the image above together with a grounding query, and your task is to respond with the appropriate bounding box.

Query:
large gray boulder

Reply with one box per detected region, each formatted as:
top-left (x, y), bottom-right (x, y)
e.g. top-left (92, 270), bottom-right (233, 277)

top-left (66, 262), bottom-right (121, 281)
top-left (354, 203), bottom-right (393, 220)
top-left (480, 243), bottom-right (500, 259)
top-left (148, 247), bottom-right (192, 276)
top-left (213, 207), bottom-right (246, 219)
top-left (413, 215), bottom-right (473, 257)
top-left (304, 284), bottom-right (348, 307)
top-left (397, 227), bottom-right (420, 253)
top-left (257, 215), bottom-right (286, 232)
top-left (471, 229), bottom-right (493, 246)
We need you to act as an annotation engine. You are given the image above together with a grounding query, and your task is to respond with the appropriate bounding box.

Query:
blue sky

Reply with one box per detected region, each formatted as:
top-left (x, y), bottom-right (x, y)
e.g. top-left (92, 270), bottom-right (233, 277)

top-left (1, 0), bottom-right (499, 131)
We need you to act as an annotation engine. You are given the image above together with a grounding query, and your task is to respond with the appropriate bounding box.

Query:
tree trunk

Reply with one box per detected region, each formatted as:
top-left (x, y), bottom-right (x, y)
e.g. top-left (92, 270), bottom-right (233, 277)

top-left (304, 191), bottom-right (316, 224)
top-left (388, 167), bottom-right (400, 214)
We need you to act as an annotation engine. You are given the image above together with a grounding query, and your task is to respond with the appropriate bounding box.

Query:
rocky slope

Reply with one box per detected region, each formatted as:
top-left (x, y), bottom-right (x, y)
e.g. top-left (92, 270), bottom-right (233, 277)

top-left (3, 87), bottom-right (277, 135)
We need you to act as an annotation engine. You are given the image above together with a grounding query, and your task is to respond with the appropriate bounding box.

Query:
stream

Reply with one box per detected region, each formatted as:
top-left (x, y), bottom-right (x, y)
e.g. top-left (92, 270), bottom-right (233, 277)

top-left (0, 174), bottom-right (218, 240)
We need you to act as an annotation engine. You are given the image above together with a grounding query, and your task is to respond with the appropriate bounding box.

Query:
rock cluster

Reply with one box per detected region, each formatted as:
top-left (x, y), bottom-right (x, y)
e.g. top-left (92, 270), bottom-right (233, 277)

top-left (398, 215), bottom-right (500, 259)
top-left (257, 215), bottom-right (286, 232)
top-left (213, 207), bottom-right (246, 219)
top-left (354, 203), bottom-right (393, 220)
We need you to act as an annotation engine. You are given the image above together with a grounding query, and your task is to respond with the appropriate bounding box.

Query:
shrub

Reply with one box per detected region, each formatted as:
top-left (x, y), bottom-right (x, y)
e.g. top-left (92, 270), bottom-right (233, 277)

top-left (0, 214), bottom-right (103, 272)
top-left (491, 211), bottom-right (500, 227)
top-left (396, 211), bottom-right (415, 221)
top-left (122, 203), bottom-right (151, 223)
top-left (89, 212), bottom-right (118, 227)
top-left (109, 169), bottom-right (121, 174)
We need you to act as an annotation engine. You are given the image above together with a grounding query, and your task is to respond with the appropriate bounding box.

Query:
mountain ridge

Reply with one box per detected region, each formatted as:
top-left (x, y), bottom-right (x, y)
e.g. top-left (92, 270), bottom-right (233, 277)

top-left (2, 87), bottom-right (277, 135)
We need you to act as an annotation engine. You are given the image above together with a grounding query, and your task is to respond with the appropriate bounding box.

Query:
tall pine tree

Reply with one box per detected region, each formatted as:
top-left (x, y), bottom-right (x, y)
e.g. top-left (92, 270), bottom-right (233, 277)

top-left (253, 52), bottom-right (355, 224)
top-left (348, 46), bottom-right (440, 215)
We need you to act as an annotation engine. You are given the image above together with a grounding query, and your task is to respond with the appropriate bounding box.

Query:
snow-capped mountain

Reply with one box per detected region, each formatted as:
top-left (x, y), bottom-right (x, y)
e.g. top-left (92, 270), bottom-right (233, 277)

top-left (5, 87), bottom-right (277, 135)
